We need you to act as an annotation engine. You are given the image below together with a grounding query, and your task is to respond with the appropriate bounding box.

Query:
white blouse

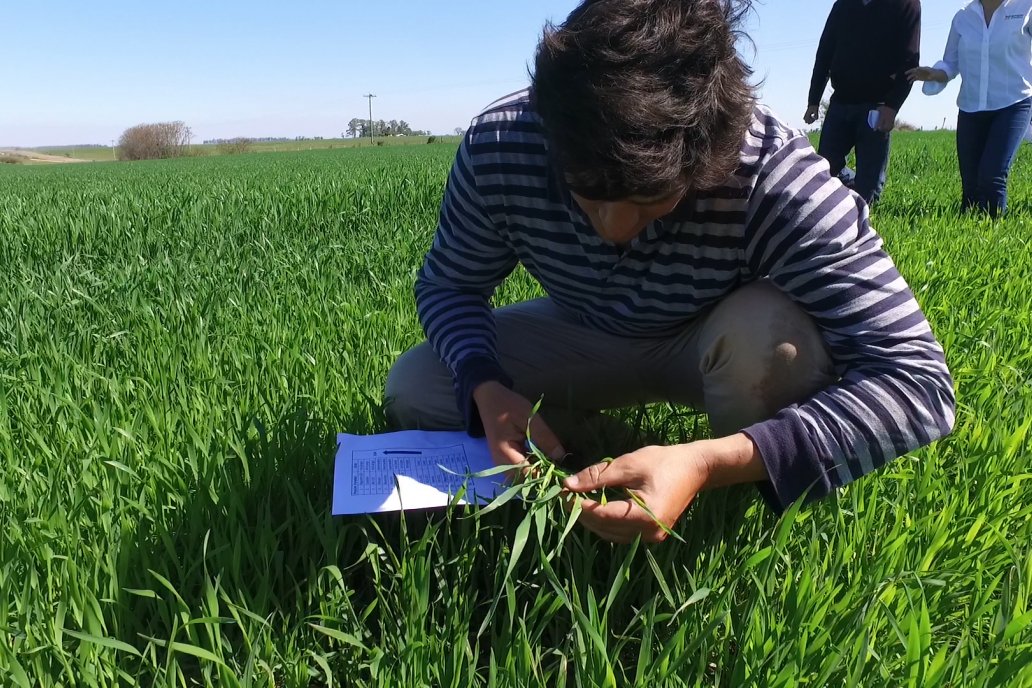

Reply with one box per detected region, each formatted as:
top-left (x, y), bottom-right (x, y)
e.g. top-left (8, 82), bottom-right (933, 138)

top-left (928, 0), bottom-right (1032, 112)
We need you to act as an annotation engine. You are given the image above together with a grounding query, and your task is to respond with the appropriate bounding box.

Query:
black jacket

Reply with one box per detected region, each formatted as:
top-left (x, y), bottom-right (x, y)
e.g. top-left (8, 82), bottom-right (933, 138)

top-left (807, 0), bottom-right (921, 112)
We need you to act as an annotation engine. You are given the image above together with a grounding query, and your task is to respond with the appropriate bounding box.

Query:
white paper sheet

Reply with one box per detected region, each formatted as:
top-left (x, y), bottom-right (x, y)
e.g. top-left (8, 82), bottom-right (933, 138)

top-left (331, 430), bottom-right (505, 514)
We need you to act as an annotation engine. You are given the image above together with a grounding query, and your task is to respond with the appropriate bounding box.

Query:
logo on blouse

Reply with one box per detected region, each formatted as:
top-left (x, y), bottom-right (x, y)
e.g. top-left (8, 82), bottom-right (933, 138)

top-left (1005, 14), bottom-right (1024, 20)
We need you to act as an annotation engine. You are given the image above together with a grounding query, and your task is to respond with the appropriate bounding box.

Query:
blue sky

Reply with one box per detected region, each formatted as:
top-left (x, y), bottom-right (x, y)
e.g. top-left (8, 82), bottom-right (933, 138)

top-left (1, 1), bottom-right (967, 147)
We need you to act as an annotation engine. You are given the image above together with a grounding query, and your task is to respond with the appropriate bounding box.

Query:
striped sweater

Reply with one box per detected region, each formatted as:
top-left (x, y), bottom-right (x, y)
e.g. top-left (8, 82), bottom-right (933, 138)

top-left (415, 90), bottom-right (955, 510)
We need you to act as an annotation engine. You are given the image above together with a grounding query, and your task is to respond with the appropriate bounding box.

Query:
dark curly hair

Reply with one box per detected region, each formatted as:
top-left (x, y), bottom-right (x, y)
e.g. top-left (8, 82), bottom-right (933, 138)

top-left (531, 0), bottom-right (756, 200)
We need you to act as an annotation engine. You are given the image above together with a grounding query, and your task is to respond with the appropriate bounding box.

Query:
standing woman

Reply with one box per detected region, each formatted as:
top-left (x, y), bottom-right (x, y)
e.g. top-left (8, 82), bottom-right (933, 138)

top-left (908, 0), bottom-right (1032, 216)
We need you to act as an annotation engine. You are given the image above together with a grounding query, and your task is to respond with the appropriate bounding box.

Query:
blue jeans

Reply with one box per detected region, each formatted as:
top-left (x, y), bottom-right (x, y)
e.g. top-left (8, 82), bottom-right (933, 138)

top-left (956, 98), bottom-right (1032, 217)
top-left (817, 101), bottom-right (891, 204)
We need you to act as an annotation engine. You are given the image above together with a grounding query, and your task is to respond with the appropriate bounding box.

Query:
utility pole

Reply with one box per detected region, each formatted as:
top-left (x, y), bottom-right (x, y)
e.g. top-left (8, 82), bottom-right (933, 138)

top-left (111, 139), bottom-right (116, 160)
top-left (363, 93), bottom-right (376, 145)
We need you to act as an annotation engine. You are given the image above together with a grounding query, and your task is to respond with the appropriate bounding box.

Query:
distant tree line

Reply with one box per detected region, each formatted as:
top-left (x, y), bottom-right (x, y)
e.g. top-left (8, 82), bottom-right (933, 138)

top-left (204, 136), bottom-right (288, 144)
top-left (345, 118), bottom-right (430, 138)
top-left (216, 138), bottom-right (256, 155)
top-left (114, 118), bottom-right (463, 162)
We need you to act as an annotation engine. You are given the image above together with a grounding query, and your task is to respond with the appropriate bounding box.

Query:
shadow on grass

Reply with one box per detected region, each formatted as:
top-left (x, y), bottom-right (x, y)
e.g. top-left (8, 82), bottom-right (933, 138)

top-left (107, 400), bottom-right (381, 680)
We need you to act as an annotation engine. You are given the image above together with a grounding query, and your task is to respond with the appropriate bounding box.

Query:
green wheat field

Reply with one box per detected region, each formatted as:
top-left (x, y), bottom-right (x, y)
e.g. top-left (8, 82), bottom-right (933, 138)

top-left (1, 132), bottom-right (1031, 686)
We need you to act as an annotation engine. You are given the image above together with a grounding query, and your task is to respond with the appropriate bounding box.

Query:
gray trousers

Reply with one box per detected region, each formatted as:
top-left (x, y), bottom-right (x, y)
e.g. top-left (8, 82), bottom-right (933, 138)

top-left (385, 281), bottom-right (837, 449)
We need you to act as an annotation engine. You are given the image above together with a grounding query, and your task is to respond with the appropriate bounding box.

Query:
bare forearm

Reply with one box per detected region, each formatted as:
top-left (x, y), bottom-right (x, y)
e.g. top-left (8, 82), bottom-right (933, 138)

top-left (688, 433), bottom-right (769, 490)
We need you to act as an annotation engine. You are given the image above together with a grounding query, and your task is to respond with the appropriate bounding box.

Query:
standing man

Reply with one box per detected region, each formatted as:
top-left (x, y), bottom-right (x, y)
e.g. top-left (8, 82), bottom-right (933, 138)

top-left (804, 0), bottom-right (922, 204)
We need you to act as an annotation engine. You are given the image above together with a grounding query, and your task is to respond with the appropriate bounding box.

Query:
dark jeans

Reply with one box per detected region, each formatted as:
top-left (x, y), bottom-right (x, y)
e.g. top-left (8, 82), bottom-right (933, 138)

top-left (817, 101), bottom-right (891, 204)
top-left (956, 98), bottom-right (1032, 217)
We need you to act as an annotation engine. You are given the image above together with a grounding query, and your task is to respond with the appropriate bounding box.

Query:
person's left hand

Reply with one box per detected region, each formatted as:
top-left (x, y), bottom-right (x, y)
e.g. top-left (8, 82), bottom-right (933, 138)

top-left (875, 105), bottom-right (897, 133)
top-left (562, 445), bottom-right (710, 544)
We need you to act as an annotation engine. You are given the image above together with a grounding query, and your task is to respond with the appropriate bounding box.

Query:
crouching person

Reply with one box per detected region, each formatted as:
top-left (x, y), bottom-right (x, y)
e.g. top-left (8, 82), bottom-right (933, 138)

top-left (385, 0), bottom-right (955, 543)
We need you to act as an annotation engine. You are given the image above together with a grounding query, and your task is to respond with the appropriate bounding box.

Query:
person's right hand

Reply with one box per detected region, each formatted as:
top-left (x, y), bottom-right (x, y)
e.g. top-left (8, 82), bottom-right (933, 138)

top-left (803, 106), bottom-right (820, 125)
top-left (473, 381), bottom-right (565, 468)
top-left (906, 66), bottom-right (948, 83)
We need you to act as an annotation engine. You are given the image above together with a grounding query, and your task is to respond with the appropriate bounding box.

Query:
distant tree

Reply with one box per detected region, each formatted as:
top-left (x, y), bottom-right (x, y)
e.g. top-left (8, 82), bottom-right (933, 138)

top-left (217, 137), bottom-right (255, 155)
top-left (117, 121), bottom-right (192, 161)
top-left (454, 127), bottom-right (465, 136)
top-left (346, 116), bottom-right (425, 138)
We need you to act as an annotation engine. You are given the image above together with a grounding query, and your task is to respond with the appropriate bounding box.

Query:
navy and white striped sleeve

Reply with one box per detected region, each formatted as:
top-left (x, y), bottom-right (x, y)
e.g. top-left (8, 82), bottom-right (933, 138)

top-left (741, 134), bottom-right (956, 510)
top-left (415, 131), bottom-right (519, 433)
